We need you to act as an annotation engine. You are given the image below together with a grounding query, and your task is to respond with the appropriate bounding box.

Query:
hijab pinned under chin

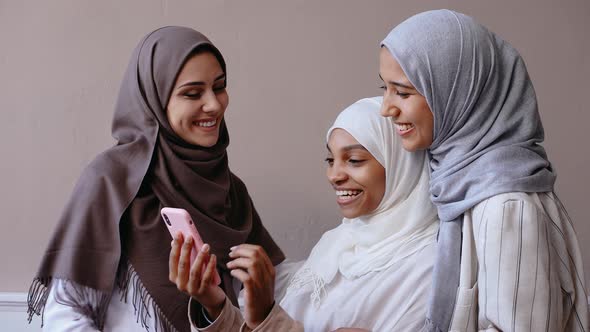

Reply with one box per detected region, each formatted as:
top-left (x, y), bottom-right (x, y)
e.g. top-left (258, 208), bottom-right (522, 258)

top-left (286, 96), bottom-right (439, 308)
top-left (28, 26), bottom-right (284, 332)
top-left (381, 9), bottom-right (555, 331)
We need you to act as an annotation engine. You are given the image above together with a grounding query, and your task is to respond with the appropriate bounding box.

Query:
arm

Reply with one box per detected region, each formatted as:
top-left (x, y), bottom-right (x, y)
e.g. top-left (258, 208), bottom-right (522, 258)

top-left (474, 198), bottom-right (558, 331)
top-left (227, 244), bottom-right (304, 332)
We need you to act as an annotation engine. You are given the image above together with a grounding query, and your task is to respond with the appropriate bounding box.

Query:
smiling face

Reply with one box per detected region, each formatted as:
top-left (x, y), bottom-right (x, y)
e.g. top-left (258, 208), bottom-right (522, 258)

top-left (326, 129), bottom-right (386, 219)
top-left (166, 51), bottom-right (229, 147)
top-left (379, 47), bottom-right (434, 152)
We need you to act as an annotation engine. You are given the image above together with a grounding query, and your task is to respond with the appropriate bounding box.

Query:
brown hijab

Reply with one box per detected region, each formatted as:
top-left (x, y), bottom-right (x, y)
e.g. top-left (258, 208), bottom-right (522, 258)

top-left (27, 26), bottom-right (284, 332)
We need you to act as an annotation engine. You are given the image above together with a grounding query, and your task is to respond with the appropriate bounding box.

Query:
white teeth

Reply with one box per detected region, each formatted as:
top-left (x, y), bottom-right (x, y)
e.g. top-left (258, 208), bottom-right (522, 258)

top-left (396, 123), bottom-right (415, 131)
top-left (196, 120), bottom-right (216, 127)
top-left (336, 190), bottom-right (362, 197)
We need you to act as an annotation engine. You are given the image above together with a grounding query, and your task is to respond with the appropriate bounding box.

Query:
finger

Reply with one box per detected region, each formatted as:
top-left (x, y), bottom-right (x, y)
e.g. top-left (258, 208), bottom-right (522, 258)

top-left (228, 244), bottom-right (262, 258)
top-left (199, 253), bottom-right (217, 289)
top-left (177, 236), bottom-right (194, 289)
top-left (228, 246), bottom-right (274, 278)
top-left (228, 257), bottom-right (271, 287)
top-left (168, 235), bottom-right (184, 282)
top-left (229, 268), bottom-right (251, 285)
top-left (226, 257), bottom-right (254, 271)
top-left (230, 245), bottom-right (273, 266)
top-left (187, 245), bottom-right (210, 294)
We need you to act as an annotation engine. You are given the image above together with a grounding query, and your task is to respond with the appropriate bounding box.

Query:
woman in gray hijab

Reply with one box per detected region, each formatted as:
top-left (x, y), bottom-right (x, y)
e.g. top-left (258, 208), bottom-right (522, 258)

top-left (28, 26), bottom-right (284, 331)
top-left (379, 9), bottom-right (588, 332)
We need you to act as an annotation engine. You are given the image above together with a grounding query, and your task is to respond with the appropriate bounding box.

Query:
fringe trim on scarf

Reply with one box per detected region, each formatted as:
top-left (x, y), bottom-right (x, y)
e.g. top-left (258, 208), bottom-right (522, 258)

top-left (26, 277), bottom-right (111, 330)
top-left (27, 277), bottom-right (51, 326)
top-left (116, 260), bottom-right (178, 332)
top-left (286, 266), bottom-right (326, 309)
top-left (26, 260), bottom-right (178, 332)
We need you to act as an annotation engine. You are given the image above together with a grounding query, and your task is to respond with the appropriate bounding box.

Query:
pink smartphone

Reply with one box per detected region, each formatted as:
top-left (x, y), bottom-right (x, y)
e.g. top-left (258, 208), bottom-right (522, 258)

top-left (161, 207), bottom-right (221, 285)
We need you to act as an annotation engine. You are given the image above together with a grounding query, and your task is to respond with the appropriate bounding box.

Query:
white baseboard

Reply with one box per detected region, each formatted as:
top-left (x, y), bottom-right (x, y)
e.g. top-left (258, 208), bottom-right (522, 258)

top-left (0, 292), bottom-right (41, 332)
top-left (0, 292), bottom-right (29, 312)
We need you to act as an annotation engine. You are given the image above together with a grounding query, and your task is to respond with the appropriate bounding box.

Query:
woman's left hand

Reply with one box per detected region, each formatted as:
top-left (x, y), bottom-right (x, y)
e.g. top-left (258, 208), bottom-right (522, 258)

top-left (226, 244), bottom-right (275, 329)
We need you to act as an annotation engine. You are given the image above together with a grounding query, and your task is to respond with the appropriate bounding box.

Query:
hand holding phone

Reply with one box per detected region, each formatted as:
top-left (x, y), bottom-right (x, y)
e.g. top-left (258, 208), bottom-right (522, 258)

top-left (162, 207), bottom-right (221, 285)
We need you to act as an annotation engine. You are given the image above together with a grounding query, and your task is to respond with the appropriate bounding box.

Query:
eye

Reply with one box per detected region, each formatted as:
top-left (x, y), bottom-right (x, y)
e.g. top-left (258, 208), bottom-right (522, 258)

top-left (324, 157), bottom-right (334, 166)
top-left (379, 85), bottom-right (386, 90)
top-left (213, 82), bottom-right (227, 93)
top-left (348, 159), bottom-right (365, 165)
top-left (183, 90), bottom-right (202, 99)
top-left (396, 91), bottom-right (411, 98)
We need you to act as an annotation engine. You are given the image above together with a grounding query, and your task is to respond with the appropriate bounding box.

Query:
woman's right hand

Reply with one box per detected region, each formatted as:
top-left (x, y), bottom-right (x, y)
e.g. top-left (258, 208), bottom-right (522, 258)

top-left (169, 233), bottom-right (226, 319)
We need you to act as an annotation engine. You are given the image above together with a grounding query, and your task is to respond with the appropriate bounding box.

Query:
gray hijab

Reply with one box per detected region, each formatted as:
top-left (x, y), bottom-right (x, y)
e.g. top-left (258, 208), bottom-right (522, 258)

top-left (382, 9), bottom-right (555, 331)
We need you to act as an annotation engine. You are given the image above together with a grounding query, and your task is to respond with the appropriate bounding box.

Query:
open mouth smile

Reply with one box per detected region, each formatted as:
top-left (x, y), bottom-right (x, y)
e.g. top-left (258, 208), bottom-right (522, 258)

top-left (335, 189), bottom-right (363, 205)
top-left (192, 118), bottom-right (218, 132)
top-left (395, 122), bottom-right (415, 136)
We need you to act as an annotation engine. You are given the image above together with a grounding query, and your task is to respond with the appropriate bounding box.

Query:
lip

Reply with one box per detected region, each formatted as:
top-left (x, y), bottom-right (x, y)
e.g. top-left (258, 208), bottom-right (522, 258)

top-left (336, 190), bottom-right (364, 207)
top-left (192, 117), bottom-right (220, 132)
top-left (395, 122), bottom-right (415, 137)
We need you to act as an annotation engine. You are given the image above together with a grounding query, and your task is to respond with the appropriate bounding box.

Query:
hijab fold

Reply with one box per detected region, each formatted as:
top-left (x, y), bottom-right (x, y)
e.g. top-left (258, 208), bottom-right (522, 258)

top-left (382, 10), bottom-right (555, 331)
top-left (28, 26), bottom-right (284, 332)
top-left (286, 97), bottom-right (439, 308)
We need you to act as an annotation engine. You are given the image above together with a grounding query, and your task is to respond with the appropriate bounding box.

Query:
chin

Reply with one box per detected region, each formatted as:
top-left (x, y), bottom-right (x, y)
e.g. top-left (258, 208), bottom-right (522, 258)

top-left (340, 209), bottom-right (363, 219)
top-left (402, 141), bottom-right (422, 152)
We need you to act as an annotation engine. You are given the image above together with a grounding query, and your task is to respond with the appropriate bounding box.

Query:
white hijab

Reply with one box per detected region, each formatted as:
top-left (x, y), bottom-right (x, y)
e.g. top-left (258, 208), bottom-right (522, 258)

top-left (286, 97), bottom-right (439, 307)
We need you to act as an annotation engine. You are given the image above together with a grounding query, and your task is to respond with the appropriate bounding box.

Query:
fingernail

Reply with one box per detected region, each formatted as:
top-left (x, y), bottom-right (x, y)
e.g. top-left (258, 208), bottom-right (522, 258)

top-left (201, 243), bottom-right (210, 253)
top-left (230, 246), bottom-right (236, 251)
top-left (186, 237), bottom-right (193, 244)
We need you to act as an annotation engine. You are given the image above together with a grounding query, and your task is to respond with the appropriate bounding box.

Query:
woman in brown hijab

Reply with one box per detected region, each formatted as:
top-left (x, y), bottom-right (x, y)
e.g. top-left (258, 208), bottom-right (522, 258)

top-left (27, 26), bottom-right (284, 332)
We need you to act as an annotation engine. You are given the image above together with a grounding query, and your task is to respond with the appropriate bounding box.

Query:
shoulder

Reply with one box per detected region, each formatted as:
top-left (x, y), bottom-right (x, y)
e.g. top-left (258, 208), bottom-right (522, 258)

top-left (473, 192), bottom-right (541, 212)
top-left (470, 192), bottom-right (551, 224)
top-left (230, 172), bottom-right (248, 192)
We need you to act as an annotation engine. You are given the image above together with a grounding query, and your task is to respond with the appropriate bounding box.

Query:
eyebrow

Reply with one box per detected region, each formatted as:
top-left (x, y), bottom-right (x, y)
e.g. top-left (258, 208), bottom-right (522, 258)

top-left (378, 74), bottom-right (415, 90)
top-left (177, 73), bottom-right (226, 89)
top-left (326, 143), bottom-right (368, 153)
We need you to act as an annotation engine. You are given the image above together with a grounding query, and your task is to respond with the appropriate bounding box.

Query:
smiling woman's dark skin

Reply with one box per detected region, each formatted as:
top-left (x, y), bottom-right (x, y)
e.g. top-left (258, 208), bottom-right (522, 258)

top-left (326, 128), bottom-right (386, 219)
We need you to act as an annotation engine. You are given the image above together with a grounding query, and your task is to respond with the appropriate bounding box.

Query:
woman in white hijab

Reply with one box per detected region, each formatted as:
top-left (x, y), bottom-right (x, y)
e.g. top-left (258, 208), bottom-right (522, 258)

top-left (170, 97), bottom-right (440, 331)
top-left (379, 9), bottom-right (588, 332)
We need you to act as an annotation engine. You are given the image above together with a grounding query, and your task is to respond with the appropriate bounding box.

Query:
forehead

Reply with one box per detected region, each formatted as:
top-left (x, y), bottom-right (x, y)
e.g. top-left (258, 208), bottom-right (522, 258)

top-left (379, 47), bottom-right (407, 79)
top-left (328, 129), bottom-right (363, 151)
top-left (175, 52), bottom-right (223, 83)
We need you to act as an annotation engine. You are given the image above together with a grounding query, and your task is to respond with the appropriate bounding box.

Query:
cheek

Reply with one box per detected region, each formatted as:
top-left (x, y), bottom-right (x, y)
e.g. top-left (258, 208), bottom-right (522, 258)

top-left (166, 99), bottom-right (184, 124)
top-left (373, 170), bottom-right (386, 204)
top-left (360, 166), bottom-right (386, 205)
top-left (218, 92), bottom-right (229, 112)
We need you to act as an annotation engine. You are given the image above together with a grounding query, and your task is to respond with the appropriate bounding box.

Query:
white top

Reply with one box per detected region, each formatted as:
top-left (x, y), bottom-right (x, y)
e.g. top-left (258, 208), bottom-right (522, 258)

top-left (279, 241), bottom-right (436, 331)
top-left (43, 273), bottom-right (243, 331)
top-left (192, 243), bottom-right (437, 332)
top-left (44, 280), bottom-right (156, 332)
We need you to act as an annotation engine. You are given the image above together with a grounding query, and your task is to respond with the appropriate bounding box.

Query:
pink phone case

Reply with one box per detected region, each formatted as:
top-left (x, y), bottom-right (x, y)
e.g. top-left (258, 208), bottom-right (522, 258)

top-left (161, 207), bottom-right (221, 285)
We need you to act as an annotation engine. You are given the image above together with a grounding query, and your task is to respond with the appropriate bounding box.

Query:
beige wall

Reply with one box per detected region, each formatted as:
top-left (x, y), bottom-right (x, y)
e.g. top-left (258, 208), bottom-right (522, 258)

top-left (1, 0), bottom-right (588, 292)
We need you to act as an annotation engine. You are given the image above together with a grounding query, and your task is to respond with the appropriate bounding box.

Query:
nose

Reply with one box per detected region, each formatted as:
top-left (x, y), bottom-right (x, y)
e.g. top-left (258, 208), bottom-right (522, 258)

top-left (380, 95), bottom-right (400, 118)
top-left (327, 162), bottom-right (348, 185)
top-left (202, 90), bottom-right (222, 114)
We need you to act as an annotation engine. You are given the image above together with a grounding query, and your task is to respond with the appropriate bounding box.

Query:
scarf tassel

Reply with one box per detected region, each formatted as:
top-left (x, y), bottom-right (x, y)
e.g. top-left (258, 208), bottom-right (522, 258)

top-left (117, 261), bottom-right (177, 332)
top-left (26, 261), bottom-right (177, 332)
top-left (286, 267), bottom-right (327, 309)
